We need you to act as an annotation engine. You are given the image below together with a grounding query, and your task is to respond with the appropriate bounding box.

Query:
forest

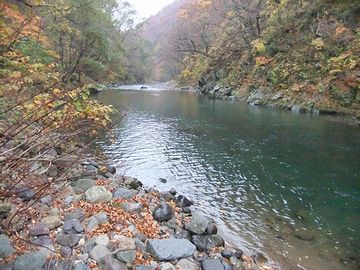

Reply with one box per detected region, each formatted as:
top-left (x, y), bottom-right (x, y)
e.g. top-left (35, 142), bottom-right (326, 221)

top-left (0, 1), bottom-right (359, 270)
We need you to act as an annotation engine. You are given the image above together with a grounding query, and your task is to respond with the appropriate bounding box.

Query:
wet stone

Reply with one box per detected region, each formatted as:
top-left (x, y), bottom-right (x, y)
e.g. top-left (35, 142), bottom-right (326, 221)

top-left (175, 195), bottom-right (193, 208)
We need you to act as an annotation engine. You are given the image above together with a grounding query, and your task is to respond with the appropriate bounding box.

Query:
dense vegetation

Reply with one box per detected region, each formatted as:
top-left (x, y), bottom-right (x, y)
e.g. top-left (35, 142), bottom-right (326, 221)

top-left (0, 0), bottom-right (151, 229)
top-left (143, 0), bottom-right (360, 116)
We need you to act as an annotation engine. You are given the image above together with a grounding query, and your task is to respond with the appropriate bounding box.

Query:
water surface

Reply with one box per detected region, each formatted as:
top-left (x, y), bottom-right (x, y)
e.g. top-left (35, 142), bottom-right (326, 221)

top-left (97, 86), bottom-right (360, 270)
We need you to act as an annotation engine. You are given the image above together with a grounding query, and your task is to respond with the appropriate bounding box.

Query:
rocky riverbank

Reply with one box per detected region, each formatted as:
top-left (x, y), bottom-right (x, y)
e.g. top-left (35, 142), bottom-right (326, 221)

top-left (0, 158), bottom-right (278, 270)
top-left (197, 71), bottom-right (360, 126)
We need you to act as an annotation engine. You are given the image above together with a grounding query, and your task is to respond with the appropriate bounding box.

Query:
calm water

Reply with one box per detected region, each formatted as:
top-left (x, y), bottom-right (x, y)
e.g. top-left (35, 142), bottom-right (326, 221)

top-left (96, 86), bottom-right (360, 270)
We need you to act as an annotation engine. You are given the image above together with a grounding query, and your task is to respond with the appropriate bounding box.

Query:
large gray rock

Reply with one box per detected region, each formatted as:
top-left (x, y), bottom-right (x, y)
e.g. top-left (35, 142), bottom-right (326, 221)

top-left (191, 235), bottom-right (225, 251)
top-left (13, 251), bottom-right (47, 270)
top-left (153, 203), bottom-right (173, 222)
top-left (176, 258), bottom-right (200, 270)
top-left (63, 219), bottom-right (84, 234)
top-left (56, 233), bottom-right (82, 247)
top-left (29, 223), bottom-right (49, 236)
top-left (32, 235), bottom-right (53, 247)
top-left (175, 195), bottom-right (193, 208)
top-left (119, 202), bottom-right (143, 213)
top-left (42, 215), bottom-right (62, 230)
top-left (85, 186), bottom-right (112, 203)
top-left (113, 188), bottom-right (133, 200)
top-left (160, 262), bottom-right (175, 270)
top-left (185, 212), bottom-right (211, 235)
top-left (112, 235), bottom-right (135, 250)
top-left (146, 239), bottom-right (196, 261)
top-left (116, 250), bottom-right (136, 264)
top-left (201, 259), bottom-right (225, 270)
top-left (246, 90), bottom-right (264, 106)
top-left (0, 235), bottom-right (15, 258)
top-left (72, 179), bottom-right (96, 193)
top-left (64, 208), bottom-right (85, 221)
top-left (17, 187), bottom-right (35, 201)
top-left (99, 255), bottom-right (127, 270)
top-left (89, 245), bottom-right (110, 262)
top-left (73, 261), bottom-right (90, 270)
top-left (86, 213), bottom-right (108, 231)
top-left (95, 235), bottom-right (110, 246)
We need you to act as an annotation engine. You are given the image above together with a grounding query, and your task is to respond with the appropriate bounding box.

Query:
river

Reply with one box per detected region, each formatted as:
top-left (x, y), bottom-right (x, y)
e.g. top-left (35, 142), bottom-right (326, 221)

top-left (96, 85), bottom-right (360, 270)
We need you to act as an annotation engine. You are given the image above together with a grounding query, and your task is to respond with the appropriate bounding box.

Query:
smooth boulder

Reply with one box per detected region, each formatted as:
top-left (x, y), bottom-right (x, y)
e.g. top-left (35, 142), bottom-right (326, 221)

top-left (146, 239), bottom-right (196, 261)
top-left (185, 212), bottom-right (211, 235)
top-left (85, 186), bottom-right (112, 203)
top-left (153, 203), bottom-right (173, 222)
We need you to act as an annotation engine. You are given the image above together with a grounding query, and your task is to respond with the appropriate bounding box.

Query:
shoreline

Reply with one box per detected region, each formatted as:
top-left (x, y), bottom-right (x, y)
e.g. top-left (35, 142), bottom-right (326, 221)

top-left (0, 158), bottom-right (278, 270)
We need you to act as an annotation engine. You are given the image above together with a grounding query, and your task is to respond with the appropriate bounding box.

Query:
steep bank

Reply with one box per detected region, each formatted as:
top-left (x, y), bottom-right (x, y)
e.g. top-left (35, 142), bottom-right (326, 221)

top-left (141, 0), bottom-right (360, 124)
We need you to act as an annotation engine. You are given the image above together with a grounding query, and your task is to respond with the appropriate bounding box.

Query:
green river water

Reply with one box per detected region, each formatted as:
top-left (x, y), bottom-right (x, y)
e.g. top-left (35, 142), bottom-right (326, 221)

top-left (96, 86), bottom-right (360, 270)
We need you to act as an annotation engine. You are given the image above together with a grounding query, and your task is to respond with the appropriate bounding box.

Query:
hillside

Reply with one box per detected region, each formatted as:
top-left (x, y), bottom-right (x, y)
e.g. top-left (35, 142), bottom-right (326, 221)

top-left (143, 0), bottom-right (360, 123)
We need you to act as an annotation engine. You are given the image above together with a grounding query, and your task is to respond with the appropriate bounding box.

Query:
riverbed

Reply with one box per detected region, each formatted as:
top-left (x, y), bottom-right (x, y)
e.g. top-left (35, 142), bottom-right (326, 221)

top-left (96, 85), bottom-right (360, 270)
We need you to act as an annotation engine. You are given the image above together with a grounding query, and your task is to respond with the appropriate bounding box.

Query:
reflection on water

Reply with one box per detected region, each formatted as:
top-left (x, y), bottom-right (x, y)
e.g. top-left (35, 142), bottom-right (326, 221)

top-left (97, 88), bottom-right (360, 270)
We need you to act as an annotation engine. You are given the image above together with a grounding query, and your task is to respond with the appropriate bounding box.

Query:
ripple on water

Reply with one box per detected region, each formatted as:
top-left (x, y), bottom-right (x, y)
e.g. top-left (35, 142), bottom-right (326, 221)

top-left (97, 89), bottom-right (360, 270)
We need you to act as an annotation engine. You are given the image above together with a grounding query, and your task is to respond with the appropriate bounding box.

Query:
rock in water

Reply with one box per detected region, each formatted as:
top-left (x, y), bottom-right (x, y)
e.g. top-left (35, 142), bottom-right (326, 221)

top-left (185, 212), bottom-right (211, 235)
top-left (153, 203), bottom-right (173, 222)
top-left (85, 186), bottom-right (112, 203)
top-left (191, 235), bottom-right (225, 252)
top-left (0, 235), bottom-right (15, 258)
top-left (175, 195), bottom-right (193, 208)
top-left (146, 239), bottom-right (196, 261)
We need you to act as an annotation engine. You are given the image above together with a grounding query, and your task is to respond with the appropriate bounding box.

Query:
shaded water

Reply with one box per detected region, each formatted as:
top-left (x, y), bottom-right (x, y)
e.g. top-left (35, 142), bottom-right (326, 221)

top-left (96, 87), bottom-right (360, 270)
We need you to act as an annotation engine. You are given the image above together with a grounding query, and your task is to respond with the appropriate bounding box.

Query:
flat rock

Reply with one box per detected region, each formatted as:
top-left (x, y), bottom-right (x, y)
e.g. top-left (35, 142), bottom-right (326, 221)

top-left (185, 212), bottom-right (211, 235)
top-left (72, 179), bottom-right (96, 193)
top-left (64, 208), bottom-right (85, 221)
top-left (201, 259), bottom-right (225, 270)
top-left (17, 187), bottom-right (35, 201)
top-left (160, 262), bottom-right (175, 270)
top-left (13, 251), bottom-right (46, 270)
top-left (113, 235), bottom-right (136, 250)
top-left (85, 186), bottom-right (112, 203)
top-left (146, 239), bottom-right (196, 261)
top-left (0, 235), bottom-right (15, 258)
top-left (86, 212), bottom-right (108, 231)
top-left (176, 258), bottom-right (200, 270)
top-left (119, 202), bottom-right (143, 213)
top-left (63, 219), bottom-right (84, 234)
top-left (153, 203), bottom-right (173, 222)
top-left (73, 261), bottom-right (90, 270)
top-left (99, 255), bottom-right (127, 270)
top-left (89, 245), bottom-right (110, 262)
top-left (30, 222), bottom-right (49, 236)
top-left (191, 235), bottom-right (225, 252)
top-left (32, 235), bottom-right (53, 247)
top-left (42, 216), bottom-right (62, 230)
top-left (116, 250), bottom-right (136, 264)
top-left (113, 188), bottom-right (133, 199)
top-left (95, 234), bottom-right (110, 246)
top-left (56, 233), bottom-right (82, 247)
